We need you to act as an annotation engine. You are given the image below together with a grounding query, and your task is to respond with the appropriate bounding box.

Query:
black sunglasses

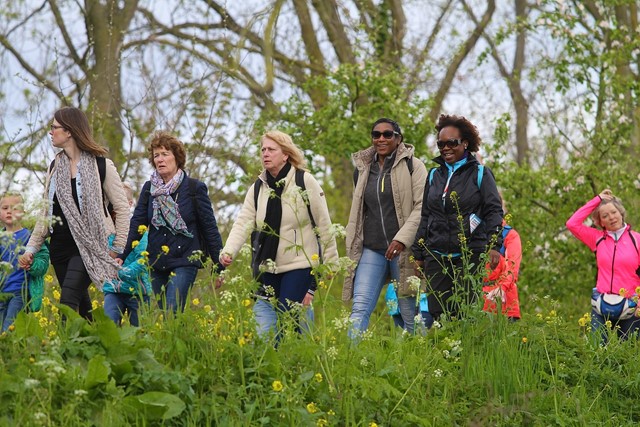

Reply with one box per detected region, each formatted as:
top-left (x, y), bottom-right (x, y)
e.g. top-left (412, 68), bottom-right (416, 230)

top-left (437, 138), bottom-right (464, 149)
top-left (371, 130), bottom-right (399, 139)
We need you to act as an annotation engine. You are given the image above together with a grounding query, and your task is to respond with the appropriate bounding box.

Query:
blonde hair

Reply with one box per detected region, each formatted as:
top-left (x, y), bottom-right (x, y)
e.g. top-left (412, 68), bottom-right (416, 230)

top-left (260, 130), bottom-right (307, 170)
top-left (591, 197), bottom-right (626, 229)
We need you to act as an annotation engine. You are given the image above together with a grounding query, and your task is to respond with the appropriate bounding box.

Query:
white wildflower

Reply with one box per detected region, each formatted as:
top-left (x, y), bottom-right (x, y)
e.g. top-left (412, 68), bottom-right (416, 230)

top-left (407, 276), bottom-right (421, 292)
top-left (433, 369), bottom-right (443, 378)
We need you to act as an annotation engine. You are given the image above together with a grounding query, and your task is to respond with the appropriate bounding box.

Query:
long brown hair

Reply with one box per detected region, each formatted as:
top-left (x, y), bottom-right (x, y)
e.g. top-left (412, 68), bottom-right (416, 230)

top-left (54, 107), bottom-right (108, 156)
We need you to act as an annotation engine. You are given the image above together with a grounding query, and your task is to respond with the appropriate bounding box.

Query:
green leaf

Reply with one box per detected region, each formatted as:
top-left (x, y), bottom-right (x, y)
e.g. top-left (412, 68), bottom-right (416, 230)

top-left (123, 392), bottom-right (186, 420)
top-left (85, 354), bottom-right (111, 389)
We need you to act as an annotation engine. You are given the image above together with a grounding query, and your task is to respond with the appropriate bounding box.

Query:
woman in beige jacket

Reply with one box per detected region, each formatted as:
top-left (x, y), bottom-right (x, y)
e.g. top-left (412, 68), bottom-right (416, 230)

top-left (220, 130), bottom-right (338, 340)
top-left (20, 107), bottom-right (129, 320)
top-left (344, 118), bottom-right (427, 336)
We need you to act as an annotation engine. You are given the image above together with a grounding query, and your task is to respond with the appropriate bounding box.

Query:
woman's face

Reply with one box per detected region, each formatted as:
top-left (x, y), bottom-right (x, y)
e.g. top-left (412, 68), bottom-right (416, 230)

top-left (153, 146), bottom-right (179, 181)
top-left (371, 122), bottom-right (400, 159)
top-left (599, 202), bottom-right (624, 231)
top-left (50, 119), bottom-right (73, 149)
top-left (261, 138), bottom-right (288, 176)
top-left (438, 126), bottom-right (467, 164)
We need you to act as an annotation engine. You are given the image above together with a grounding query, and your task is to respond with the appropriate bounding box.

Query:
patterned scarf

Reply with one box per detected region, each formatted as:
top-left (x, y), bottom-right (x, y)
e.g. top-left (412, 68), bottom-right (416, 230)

top-left (150, 169), bottom-right (193, 237)
top-left (54, 151), bottom-right (119, 288)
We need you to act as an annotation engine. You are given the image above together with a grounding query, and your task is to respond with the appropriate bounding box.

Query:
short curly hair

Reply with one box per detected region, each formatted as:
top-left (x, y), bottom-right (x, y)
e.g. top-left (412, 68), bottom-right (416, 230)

top-left (148, 131), bottom-right (187, 170)
top-left (435, 114), bottom-right (481, 152)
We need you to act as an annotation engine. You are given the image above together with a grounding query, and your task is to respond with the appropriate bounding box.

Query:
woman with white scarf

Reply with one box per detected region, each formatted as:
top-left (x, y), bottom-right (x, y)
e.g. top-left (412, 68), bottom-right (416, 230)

top-left (20, 107), bottom-right (130, 320)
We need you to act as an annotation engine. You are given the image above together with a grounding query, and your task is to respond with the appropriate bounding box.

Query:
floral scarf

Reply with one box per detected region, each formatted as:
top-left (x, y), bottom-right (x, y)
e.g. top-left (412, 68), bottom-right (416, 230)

top-left (54, 151), bottom-right (119, 288)
top-left (150, 169), bottom-right (193, 237)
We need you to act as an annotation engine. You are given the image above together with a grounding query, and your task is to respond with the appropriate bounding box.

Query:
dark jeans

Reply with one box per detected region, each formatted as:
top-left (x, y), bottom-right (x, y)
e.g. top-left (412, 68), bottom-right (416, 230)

top-left (151, 266), bottom-right (199, 313)
top-left (104, 293), bottom-right (147, 326)
top-left (253, 268), bottom-right (313, 340)
top-left (590, 308), bottom-right (640, 345)
top-left (53, 255), bottom-right (93, 321)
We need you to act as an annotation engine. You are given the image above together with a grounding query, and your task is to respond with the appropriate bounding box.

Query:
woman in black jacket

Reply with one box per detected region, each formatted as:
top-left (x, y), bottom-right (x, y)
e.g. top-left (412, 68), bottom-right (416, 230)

top-left (412, 114), bottom-right (503, 321)
top-left (120, 131), bottom-right (224, 313)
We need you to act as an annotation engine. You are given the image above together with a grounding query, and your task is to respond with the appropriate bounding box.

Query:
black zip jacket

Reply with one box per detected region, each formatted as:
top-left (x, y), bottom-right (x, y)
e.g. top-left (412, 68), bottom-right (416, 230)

top-left (412, 153), bottom-right (503, 259)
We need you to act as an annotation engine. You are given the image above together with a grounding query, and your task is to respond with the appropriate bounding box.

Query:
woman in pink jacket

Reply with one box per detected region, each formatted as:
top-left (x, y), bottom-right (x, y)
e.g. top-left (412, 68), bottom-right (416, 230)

top-left (566, 189), bottom-right (640, 343)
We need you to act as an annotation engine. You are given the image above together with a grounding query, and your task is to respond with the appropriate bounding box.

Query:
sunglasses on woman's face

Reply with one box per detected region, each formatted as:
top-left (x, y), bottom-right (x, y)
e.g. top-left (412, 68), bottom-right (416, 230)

top-left (437, 138), bottom-right (463, 150)
top-left (371, 130), bottom-right (399, 139)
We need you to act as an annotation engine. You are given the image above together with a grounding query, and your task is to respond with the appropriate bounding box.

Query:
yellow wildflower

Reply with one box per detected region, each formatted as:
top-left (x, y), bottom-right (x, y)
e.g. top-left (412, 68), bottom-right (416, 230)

top-left (52, 289), bottom-right (60, 300)
top-left (137, 258), bottom-right (146, 265)
top-left (242, 299), bottom-right (252, 307)
top-left (161, 245), bottom-right (169, 254)
top-left (129, 287), bottom-right (134, 292)
top-left (44, 274), bottom-right (54, 284)
top-left (238, 337), bottom-right (246, 346)
top-left (636, 286), bottom-right (640, 295)
top-left (619, 288), bottom-right (628, 297)
top-left (8, 325), bottom-right (15, 332)
top-left (170, 271), bottom-right (176, 277)
top-left (317, 419), bottom-right (328, 427)
top-left (138, 224), bottom-right (148, 234)
top-left (192, 298), bottom-right (200, 306)
top-left (328, 410), bottom-right (335, 416)
top-left (522, 337), bottom-right (527, 343)
top-left (578, 317), bottom-right (588, 327)
top-left (131, 240), bottom-right (140, 249)
top-left (140, 251), bottom-right (149, 257)
top-left (92, 300), bottom-right (99, 310)
top-left (306, 402), bottom-right (319, 414)
top-left (369, 423), bottom-right (378, 427)
top-left (272, 380), bottom-right (283, 392)
top-left (203, 304), bottom-right (212, 313)
top-left (311, 253), bottom-right (320, 262)
top-left (314, 373), bottom-right (323, 383)
top-left (605, 320), bottom-right (612, 328)
top-left (29, 357), bottom-right (35, 363)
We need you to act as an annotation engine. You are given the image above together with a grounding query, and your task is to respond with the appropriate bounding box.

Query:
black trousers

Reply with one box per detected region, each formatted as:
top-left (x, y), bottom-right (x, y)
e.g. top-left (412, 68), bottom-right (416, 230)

top-left (53, 255), bottom-right (93, 320)
top-left (424, 252), bottom-right (483, 320)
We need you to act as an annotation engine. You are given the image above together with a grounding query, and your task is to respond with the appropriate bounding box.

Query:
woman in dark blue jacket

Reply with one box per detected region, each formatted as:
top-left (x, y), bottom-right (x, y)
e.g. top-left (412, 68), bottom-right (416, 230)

top-left (412, 114), bottom-right (503, 321)
top-left (120, 132), bottom-right (224, 313)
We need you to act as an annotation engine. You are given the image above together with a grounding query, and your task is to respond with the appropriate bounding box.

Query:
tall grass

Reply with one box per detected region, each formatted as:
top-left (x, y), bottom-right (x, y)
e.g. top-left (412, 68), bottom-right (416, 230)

top-left (1, 248), bottom-right (640, 425)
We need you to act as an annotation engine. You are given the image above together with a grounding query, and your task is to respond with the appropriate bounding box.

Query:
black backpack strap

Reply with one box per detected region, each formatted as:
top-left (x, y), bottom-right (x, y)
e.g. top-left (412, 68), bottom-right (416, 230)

top-left (253, 177), bottom-right (262, 210)
top-left (295, 169), bottom-right (322, 261)
top-left (96, 156), bottom-right (109, 217)
top-left (405, 156), bottom-right (414, 175)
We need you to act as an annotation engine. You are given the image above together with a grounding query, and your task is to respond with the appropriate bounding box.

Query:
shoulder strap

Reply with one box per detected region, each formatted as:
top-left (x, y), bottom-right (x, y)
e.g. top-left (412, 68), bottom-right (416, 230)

top-left (500, 226), bottom-right (512, 256)
top-left (253, 177), bottom-right (262, 210)
top-left (405, 156), bottom-right (414, 176)
top-left (295, 169), bottom-right (323, 260)
top-left (49, 159), bottom-right (56, 174)
top-left (95, 157), bottom-right (110, 217)
top-left (428, 167), bottom-right (437, 185)
top-left (477, 164), bottom-right (484, 189)
top-left (295, 169), bottom-right (317, 229)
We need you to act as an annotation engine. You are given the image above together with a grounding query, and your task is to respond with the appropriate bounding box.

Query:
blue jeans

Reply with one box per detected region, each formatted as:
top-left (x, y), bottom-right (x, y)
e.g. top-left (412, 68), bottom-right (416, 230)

top-left (350, 248), bottom-right (417, 337)
top-left (253, 268), bottom-right (313, 341)
top-left (151, 266), bottom-right (198, 313)
top-left (590, 308), bottom-right (640, 345)
top-left (0, 291), bottom-right (25, 332)
top-left (104, 293), bottom-right (147, 326)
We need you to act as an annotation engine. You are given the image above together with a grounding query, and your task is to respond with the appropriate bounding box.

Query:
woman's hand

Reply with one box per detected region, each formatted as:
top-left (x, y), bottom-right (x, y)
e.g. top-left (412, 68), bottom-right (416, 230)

top-left (599, 189), bottom-right (613, 201)
top-left (489, 249), bottom-right (501, 270)
top-left (220, 253), bottom-right (233, 267)
top-left (302, 292), bottom-right (314, 307)
top-left (385, 241), bottom-right (405, 260)
top-left (18, 252), bottom-right (34, 270)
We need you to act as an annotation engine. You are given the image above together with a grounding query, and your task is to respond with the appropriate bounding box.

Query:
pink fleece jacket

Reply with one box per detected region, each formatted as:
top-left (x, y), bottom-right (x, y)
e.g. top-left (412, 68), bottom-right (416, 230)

top-left (566, 196), bottom-right (640, 295)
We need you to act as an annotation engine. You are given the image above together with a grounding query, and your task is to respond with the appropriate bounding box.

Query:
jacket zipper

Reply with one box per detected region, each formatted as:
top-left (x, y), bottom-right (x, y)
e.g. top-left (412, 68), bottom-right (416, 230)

top-left (376, 170), bottom-right (390, 247)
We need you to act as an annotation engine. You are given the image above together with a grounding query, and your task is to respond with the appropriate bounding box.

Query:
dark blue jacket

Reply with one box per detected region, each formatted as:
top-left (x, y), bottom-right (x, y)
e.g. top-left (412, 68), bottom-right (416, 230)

top-left (412, 153), bottom-right (503, 259)
top-left (121, 175), bottom-right (224, 272)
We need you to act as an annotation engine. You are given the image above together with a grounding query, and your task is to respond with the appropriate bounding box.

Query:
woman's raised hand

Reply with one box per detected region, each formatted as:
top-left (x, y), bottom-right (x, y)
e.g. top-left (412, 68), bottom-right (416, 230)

top-left (599, 189), bottom-right (613, 201)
